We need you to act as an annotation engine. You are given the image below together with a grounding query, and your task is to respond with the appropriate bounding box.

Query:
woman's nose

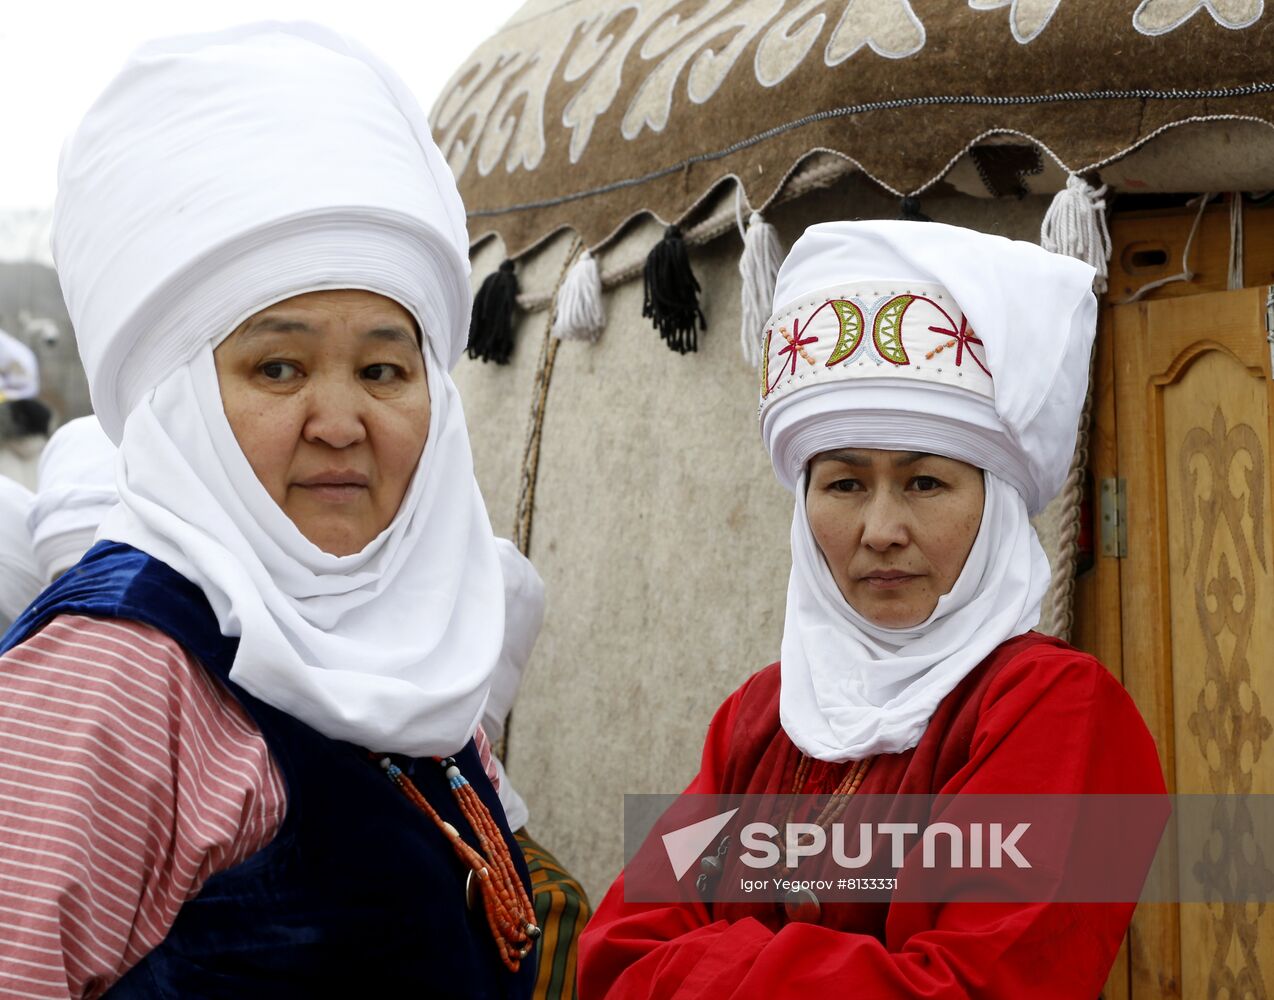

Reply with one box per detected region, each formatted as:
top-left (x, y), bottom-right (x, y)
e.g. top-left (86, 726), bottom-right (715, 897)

top-left (859, 492), bottom-right (910, 550)
top-left (301, 382), bottom-right (368, 450)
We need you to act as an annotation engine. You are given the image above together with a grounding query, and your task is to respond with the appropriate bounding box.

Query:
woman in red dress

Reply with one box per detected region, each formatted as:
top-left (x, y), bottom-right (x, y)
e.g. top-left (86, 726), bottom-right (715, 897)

top-left (578, 220), bottom-right (1165, 999)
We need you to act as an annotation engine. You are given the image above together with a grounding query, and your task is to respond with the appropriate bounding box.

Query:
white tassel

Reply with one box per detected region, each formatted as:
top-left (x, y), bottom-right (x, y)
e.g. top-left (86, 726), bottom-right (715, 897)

top-left (739, 211), bottom-right (783, 367)
top-left (1041, 174), bottom-right (1113, 293)
top-left (551, 249), bottom-right (606, 342)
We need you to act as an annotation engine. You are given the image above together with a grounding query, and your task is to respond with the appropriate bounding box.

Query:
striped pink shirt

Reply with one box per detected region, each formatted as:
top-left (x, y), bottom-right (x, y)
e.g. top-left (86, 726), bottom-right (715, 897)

top-left (0, 614), bottom-right (504, 999)
top-left (0, 615), bottom-right (286, 999)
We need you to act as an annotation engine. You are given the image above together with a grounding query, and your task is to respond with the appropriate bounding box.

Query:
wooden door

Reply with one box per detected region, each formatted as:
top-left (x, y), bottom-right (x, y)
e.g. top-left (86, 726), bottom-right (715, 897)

top-left (1110, 283), bottom-right (1274, 999)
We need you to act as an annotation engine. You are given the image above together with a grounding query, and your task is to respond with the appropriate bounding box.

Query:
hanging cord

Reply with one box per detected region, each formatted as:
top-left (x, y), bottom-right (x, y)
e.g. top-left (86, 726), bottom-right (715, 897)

top-left (377, 755), bottom-right (540, 971)
top-left (1117, 193), bottom-right (1212, 304)
top-left (733, 182), bottom-right (749, 243)
top-left (1229, 192), bottom-right (1245, 291)
top-left (505, 239), bottom-right (582, 764)
top-left (514, 239), bottom-right (581, 557)
top-left (1041, 174), bottom-right (1112, 293)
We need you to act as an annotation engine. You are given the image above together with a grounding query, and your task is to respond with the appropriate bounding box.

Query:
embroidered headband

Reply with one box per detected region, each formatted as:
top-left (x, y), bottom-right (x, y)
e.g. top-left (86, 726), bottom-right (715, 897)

top-left (758, 280), bottom-right (993, 410)
top-left (758, 279), bottom-right (1031, 503)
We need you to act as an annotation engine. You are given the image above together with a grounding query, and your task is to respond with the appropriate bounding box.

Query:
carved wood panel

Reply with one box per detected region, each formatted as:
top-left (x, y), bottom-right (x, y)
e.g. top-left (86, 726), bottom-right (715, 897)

top-left (1163, 350), bottom-right (1273, 1000)
top-left (1114, 285), bottom-right (1274, 999)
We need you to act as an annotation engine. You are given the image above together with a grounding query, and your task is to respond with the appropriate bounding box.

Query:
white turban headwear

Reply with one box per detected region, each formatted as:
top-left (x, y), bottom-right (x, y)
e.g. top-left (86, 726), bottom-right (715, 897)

top-left (760, 221), bottom-right (1097, 761)
top-left (0, 477), bottom-right (43, 630)
top-left (29, 415), bottom-right (118, 582)
top-left (52, 22), bottom-right (503, 757)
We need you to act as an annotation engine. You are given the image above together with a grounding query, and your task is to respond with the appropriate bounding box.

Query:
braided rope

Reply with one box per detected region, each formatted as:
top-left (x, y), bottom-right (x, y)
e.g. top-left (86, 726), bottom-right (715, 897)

top-left (513, 238), bottom-right (582, 554)
top-left (1041, 344), bottom-right (1096, 642)
top-left (503, 238), bottom-right (582, 765)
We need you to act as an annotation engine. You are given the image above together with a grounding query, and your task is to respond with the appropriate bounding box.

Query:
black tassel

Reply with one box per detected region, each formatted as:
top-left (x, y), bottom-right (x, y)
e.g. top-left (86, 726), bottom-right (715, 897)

top-left (899, 196), bottom-right (931, 222)
top-left (642, 225), bottom-right (706, 354)
top-left (467, 259), bottom-right (520, 365)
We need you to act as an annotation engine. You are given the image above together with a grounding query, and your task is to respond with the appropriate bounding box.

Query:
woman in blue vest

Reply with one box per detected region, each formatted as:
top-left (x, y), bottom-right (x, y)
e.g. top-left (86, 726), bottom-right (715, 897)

top-left (0, 23), bottom-right (536, 999)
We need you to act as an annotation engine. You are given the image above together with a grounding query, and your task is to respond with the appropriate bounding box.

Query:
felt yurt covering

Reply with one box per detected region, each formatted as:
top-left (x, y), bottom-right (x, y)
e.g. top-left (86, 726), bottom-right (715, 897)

top-left (436, 0), bottom-right (1274, 900)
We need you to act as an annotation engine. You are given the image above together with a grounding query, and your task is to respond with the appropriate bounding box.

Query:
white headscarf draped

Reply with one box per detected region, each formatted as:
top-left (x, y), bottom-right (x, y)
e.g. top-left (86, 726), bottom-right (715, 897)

top-left (485, 539), bottom-right (547, 747)
top-left (484, 539), bottom-right (547, 831)
top-left (29, 415), bottom-right (118, 581)
top-left (479, 542), bottom-right (545, 830)
top-left (52, 23), bottom-right (503, 758)
top-left (0, 477), bottom-right (43, 630)
top-left (760, 221), bottom-right (1097, 761)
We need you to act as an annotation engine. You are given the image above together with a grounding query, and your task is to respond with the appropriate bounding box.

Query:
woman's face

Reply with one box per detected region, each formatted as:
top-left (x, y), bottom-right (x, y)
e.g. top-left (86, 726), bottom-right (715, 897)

top-left (214, 289), bottom-right (430, 557)
top-left (806, 449), bottom-right (985, 629)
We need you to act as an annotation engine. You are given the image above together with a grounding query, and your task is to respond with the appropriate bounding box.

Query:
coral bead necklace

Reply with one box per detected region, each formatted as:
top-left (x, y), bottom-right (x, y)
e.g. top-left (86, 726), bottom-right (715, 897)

top-left (377, 754), bottom-right (540, 971)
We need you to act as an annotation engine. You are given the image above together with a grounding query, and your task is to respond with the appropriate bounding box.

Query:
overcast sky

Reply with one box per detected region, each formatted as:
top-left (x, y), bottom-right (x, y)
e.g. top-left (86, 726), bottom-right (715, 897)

top-left (0, 1), bottom-right (526, 211)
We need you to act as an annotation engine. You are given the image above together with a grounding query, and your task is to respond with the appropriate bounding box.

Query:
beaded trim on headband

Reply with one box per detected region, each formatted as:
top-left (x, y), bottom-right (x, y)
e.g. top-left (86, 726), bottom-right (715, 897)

top-left (757, 281), bottom-right (993, 416)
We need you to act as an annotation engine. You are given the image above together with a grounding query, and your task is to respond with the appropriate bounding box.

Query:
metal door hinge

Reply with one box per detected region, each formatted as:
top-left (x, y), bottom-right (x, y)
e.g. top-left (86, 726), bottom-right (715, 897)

top-left (1100, 478), bottom-right (1127, 559)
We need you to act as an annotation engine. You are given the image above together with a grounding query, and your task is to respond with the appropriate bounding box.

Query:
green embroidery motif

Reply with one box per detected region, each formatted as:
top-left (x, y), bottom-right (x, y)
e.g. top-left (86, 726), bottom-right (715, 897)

top-left (873, 295), bottom-right (915, 366)
top-left (825, 300), bottom-right (865, 367)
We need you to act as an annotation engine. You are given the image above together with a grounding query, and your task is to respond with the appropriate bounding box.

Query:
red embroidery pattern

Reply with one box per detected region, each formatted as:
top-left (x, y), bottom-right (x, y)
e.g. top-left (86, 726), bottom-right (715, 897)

top-left (926, 309), bottom-right (990, 376)
top-left (766, 324), bottom-right (817, 396)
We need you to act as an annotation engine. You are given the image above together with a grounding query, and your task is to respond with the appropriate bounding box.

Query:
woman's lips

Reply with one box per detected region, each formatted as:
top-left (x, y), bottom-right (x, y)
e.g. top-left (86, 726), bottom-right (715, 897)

top-left (860, 572), bottom-right (920, 590)
top-left (297, 483), bottom-right (367, 503)
top-left (293, 471), bottom-right (369, 503)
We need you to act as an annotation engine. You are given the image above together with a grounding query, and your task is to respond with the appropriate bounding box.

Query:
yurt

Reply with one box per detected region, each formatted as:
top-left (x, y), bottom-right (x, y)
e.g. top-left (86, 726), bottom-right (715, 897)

top-left (432, 3), bottom-right (1274, 996)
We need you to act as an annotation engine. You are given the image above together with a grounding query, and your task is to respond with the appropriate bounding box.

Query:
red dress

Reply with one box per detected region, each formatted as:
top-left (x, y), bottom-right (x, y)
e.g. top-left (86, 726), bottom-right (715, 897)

top-left (578, 633), bottom-right (1166, 999)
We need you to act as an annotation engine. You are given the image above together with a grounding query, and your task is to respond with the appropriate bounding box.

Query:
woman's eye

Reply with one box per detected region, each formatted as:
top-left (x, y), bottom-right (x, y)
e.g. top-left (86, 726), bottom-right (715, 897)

top-left (362, 364), bottom-right (403, 383)
top-left (259, 360), bottom-right (300, 381)
top-left (829, 478), bottom-right (862, 492)
top-left (911, 476), bottom-right (942, 492)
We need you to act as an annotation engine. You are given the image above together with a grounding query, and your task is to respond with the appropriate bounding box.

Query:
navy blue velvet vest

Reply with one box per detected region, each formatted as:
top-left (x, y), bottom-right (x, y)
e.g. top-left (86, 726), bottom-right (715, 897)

top-left (2, 542), bottom-right (535, 999)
